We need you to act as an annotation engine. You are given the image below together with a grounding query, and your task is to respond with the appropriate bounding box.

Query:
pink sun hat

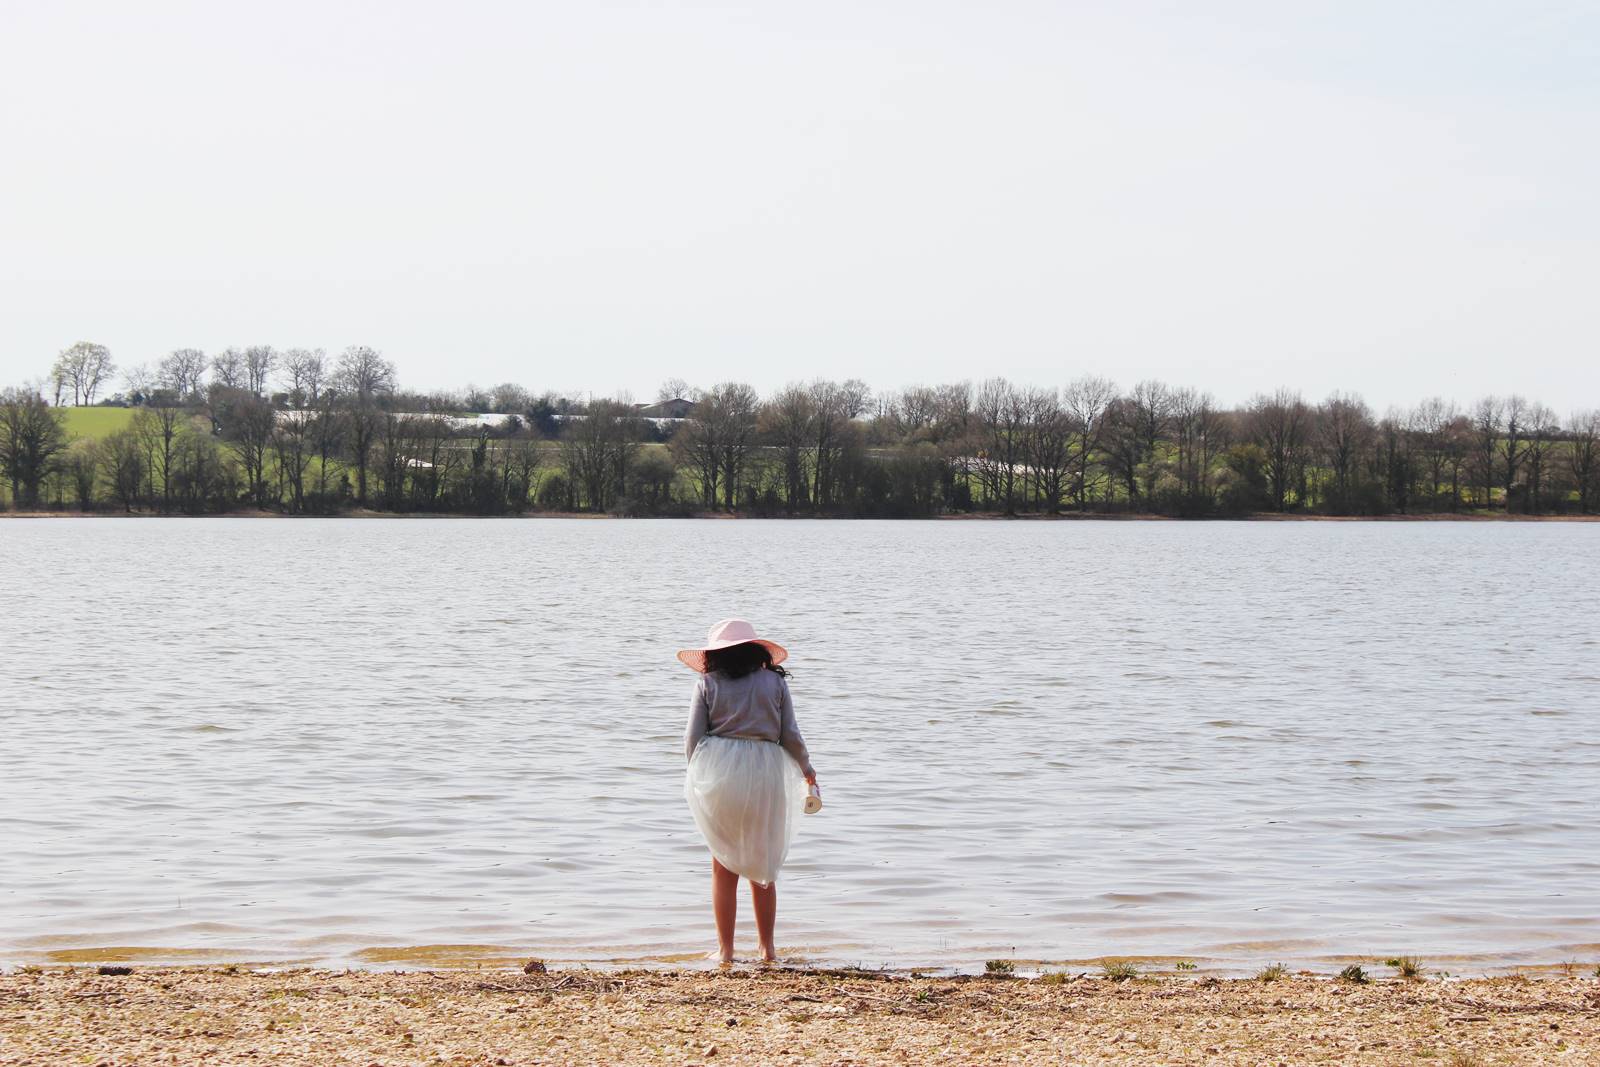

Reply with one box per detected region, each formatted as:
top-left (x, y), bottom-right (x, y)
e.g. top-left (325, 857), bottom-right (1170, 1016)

top-left (676, 618), bottom-right (789, 673)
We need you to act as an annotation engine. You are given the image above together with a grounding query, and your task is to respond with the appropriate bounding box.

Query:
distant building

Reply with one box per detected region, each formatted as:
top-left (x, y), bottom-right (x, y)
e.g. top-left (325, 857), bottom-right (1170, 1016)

top-left (635, 397), bottom-right (697, 420)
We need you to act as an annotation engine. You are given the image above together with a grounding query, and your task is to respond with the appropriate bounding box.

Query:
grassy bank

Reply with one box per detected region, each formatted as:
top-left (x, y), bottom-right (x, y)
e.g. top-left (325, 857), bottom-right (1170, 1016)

top-left (1, 966), bottom-right (1595, 1065)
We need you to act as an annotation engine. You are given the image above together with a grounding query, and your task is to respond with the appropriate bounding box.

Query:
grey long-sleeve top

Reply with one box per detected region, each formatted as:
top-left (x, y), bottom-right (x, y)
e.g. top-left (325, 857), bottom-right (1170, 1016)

top-left (685, 668), bottom-right (815, 779)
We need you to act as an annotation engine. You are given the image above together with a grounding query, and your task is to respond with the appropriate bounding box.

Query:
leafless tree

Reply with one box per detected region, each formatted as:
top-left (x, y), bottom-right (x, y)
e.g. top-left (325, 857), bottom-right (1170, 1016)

top-left (0, 387), bottom-right (69, 508)
top-left (501, 432), bottom-right (544, 512)
top-left (215, 388), bottom-right (276, 507)
top-left (1498, 394), bottom-right (1532, 511)
top-left (1409, 397), bottom-right (1455, 505)
top-left (489, 382), bottom-right (530, 414)
top-left (102, 430), bottom-right (144, 512)
top-left (760, 384), bottom-right (815, 513)
top-left (132, 404), bottom-right (186, 512)
top-left (121, 362), bottom-right (158, 403)
top-left (1522, 403), bottom-right (1559, 513)
top-left (974, 377), bottom-right (1027, 514)
top-left (715, 383), bottom-right (759, 510)
top-left (808, 379), bottom-right (871, 511)
top-left (1170, 387), bottom-right (1224, 505)
top-left (1022, 387), bottom-right (1071, 513)
top-left (309, 392), bottom-right (346, 499)
top-left (282, 349), bottom-right (326, 408)
top-left (65, 441), bottom-right (99, 510)
top-left (674, 391), bottom-right (724, 507)
top-left (211, 348), bottom-right (246, 390)
top-left (273, 410), bottom-right (313, 513)
top-left (1470, 397), bottom-right (1503, 508)
top-left (51, 342), bottom-right (115, 406)
top-left (561, 398), bottom-right (641, 511)
top-left (1062, 375), bottom-right (1115, 509)
top-left (244, 346), bottom-right (276, 396)
top-left (1317, 392), bottom-right (1374, 512)
top-left (1375, 409), bottom-right (1414, 513)
top-left (334, 346), bottom-right (398, 505)
top-left (1567, 410), bottom-right (1600, 513)
top-left (658, 378), bottom-right (693, 402)
top-left (1129, 380), bottom-right (1173, 502)
top-left (1247, 389), bottom-right (1311, 512)
top-left (159, 349), bottom-right (208, 400)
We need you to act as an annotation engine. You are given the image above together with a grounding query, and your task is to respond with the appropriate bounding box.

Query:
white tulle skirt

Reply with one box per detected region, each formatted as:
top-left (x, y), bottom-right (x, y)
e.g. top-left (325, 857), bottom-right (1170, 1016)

top-left (685, 735), bottom-right (806, 886)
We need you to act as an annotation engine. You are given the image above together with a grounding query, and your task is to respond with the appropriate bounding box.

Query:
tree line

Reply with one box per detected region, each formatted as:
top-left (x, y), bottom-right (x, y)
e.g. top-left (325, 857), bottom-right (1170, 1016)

top-left (2, 341), bottom-right (1597, 517)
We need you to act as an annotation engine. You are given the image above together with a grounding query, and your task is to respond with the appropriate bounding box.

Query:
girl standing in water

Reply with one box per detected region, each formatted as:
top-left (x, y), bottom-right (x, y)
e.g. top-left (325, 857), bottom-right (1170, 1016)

top-left (679, 619), bottom-right (818, 964)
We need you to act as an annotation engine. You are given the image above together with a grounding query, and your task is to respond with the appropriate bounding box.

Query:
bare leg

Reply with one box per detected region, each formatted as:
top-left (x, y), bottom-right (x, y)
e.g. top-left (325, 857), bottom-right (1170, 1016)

top-left (750, 879), bottom-right (777, 962)
top-left (711, 857), bottom-right (738, 964)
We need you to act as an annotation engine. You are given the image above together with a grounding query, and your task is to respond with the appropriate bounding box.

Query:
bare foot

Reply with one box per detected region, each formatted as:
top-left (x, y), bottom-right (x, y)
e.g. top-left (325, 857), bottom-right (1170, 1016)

top-left (707, 949), bottom-right (734, 966)
top-left (758, 947), bottom-right (778, 965)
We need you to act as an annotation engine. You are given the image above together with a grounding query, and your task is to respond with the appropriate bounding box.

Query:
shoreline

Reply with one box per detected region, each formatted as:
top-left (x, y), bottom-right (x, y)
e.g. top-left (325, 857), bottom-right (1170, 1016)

top-left (3, 966), bottom-right (1594, 1065)
top-left (3, 508), bottom-right (1598, 522)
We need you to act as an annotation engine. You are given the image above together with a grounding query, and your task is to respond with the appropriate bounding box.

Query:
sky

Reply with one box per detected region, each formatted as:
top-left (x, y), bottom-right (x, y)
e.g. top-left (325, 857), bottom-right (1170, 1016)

top-left (1, 0), bottom-right (1597, 411)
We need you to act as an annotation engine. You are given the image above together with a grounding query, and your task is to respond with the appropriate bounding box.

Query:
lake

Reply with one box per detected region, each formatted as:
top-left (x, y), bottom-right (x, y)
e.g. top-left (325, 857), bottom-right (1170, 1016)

top-left (1, 517), bottom-right (1596, 974)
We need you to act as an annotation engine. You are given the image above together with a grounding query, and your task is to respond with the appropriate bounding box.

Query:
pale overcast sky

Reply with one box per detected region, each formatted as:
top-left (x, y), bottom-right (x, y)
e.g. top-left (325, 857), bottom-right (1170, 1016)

top-left (1, 1), bottom-right (1596, 410)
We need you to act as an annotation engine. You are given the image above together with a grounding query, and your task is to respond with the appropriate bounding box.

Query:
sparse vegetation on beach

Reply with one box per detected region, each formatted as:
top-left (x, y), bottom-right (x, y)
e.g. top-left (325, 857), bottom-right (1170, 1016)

top-left (1101, 959), bottom-right (1139, 981)
top-left (1339, 964), bottom-right (1371, 984)
top-left (1388, 955), bottom-right (1426, 979)
top-left (1256, 962), bottom-right (1287, 982)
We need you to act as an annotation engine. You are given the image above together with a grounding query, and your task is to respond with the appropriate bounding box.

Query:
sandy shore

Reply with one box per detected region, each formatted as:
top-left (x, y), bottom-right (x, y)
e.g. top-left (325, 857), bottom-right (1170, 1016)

top-left (2, 966), bottom-right (1597, 1065)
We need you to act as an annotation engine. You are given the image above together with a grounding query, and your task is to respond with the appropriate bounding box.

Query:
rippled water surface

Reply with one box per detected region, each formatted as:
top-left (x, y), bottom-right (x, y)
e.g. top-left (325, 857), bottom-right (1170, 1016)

top-left (2, 518), bottom-right (1597, 973)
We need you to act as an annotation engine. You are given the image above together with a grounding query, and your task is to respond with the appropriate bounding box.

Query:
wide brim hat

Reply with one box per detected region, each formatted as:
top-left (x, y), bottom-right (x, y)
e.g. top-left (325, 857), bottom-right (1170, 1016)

top-left (676, 618), bottom-right (788, 673)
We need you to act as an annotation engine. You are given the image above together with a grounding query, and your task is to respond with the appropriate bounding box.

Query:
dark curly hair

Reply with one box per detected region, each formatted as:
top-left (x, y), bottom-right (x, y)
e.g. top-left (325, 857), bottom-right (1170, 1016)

top-left (703, 641), bottom-right (790, 679)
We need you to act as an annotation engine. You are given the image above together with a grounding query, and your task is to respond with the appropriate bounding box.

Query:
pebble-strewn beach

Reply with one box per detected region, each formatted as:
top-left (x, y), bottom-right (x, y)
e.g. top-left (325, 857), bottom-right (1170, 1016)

top-left (2, 967), bottom-right (1596, 1065)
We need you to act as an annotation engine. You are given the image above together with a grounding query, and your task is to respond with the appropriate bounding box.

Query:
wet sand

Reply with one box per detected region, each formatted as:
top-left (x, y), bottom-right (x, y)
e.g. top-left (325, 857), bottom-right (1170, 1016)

top-left (2, 966), bottom-right (1596, 1065)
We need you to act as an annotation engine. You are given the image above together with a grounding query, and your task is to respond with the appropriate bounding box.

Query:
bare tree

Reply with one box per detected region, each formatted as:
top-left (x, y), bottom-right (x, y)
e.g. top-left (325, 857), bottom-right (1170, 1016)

top-left (1170, 387), bottom-right (1224, 507)
top-left (334, 346), bottom-right (398, 505)
top-left (1567, 410), bottom-right (1600, 513)
top-left (102, 430), bottom-right (144, 513)
top-left (1317, 392), bottom-right (1374, 513)
top-left (1409, 397), bottom-right (1455, 507)
top-left (1470, 397), bottom-right (1502, 508)
top-left (282, 348), bottom-right (327, 409)
top-left (561, 399), bottom-right (640, 511)
top-left (309, 392), bottom-right (346, 500)
top-left (215, 388), bottom-right (276, 507)
top-left (132, 404), bottom-right (186, 512)
top-left (674, 391), bottom-right (724, 508)
top-left (716, 382), bottom-right (759, 510)
top-left (489, 382), bottom-right (530, 414)
top-left (1247, 389), bottom-right (1311, 512)
top-left (1062, 376), bottom-right (1115, 510)
top-left (760, 385), bottom-right (815, 513)
top-left (973, 377), bottom-right (1027, 514)
top-left (808, 379), bottom-right (871, 511)
top-left (501, 432), bottom-right (544, 512)
top-left (1376, 409), bottom-right (1414, 513)
top-left (122, 362), bottom-right (158, 404)
top-left (1022, 387), bottom-right (1071, 513)
top-left (658, 378), bottom-right (693, 402)
top-left (1129, 380), bottom-right (1173, 502)
top-left (273, 410), bottom-right (313, 513)
top-left (1522, 403), bottom-right (1559, 513)
top-left (1499, 394), bottom-right (1531, 511)
top-left (211, 348), bottom-right (246, 390)
top-left (51, 342), bottom-right (115, 406)
top-left (159, 348), bottom-right (208, 400)
top-left (0, 387), bottom-right (69, 508)
top-left (244, 345), bottom-right (277, 396)
top-left (65, 441), bottom-right (100, 510)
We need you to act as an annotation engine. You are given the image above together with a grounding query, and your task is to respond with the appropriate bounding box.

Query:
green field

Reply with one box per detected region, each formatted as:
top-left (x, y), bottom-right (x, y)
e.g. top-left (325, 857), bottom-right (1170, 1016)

top-left (60, 406), bottom-right (137, 440)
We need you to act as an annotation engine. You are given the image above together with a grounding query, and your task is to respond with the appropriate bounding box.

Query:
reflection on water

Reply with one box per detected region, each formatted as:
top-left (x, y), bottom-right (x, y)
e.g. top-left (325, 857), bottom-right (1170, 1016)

top-left (1, 518), bottom-right (1597, 973)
